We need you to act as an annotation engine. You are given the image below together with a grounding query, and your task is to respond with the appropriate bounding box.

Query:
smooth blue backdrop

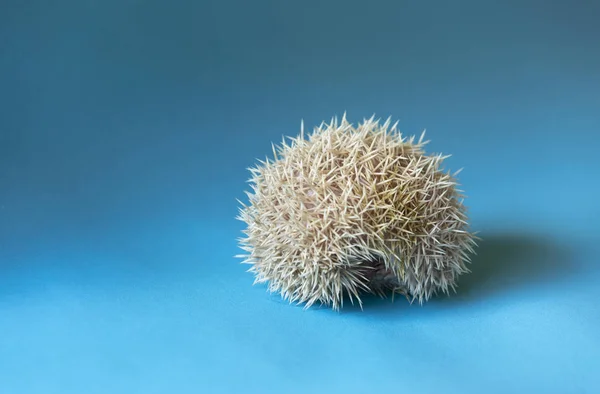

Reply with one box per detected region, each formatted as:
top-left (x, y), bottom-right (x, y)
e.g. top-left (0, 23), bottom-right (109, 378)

top-left (1, 1), bottom-right (599, 393)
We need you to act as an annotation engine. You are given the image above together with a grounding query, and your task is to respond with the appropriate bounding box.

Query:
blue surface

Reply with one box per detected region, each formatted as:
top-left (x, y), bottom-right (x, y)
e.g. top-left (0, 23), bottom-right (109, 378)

top-left (1, 1), bottom-right (599, 393)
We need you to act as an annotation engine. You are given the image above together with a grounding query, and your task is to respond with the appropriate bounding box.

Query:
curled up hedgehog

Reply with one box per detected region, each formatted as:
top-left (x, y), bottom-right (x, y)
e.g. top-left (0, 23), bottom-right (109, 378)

top-left (236, 115), bottom-right (477, 310)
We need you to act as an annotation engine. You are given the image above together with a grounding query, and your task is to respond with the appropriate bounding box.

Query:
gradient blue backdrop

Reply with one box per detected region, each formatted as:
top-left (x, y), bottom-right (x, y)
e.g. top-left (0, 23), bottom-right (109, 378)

top-left (1, 1), bottom-right (599, 393)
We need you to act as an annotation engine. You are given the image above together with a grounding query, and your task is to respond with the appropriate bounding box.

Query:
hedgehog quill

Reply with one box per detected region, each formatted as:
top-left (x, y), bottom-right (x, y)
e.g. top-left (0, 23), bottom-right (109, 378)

top-left (236, 115), bottom-right (477, 310)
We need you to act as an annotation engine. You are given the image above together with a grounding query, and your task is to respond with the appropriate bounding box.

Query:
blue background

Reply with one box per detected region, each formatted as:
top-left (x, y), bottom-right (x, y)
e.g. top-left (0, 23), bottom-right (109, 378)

top-left (1, 1), bottom-right (599, 393)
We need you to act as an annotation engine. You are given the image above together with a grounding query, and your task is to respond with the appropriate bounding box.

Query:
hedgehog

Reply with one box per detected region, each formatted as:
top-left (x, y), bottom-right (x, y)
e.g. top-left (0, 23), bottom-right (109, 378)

top-left (236, 114), bottom-right (477, 310)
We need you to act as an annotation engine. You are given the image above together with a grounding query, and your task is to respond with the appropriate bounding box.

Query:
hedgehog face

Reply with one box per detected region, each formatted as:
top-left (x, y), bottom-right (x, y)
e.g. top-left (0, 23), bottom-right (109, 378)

top-left (237, 115), bottom-right (477, 310)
